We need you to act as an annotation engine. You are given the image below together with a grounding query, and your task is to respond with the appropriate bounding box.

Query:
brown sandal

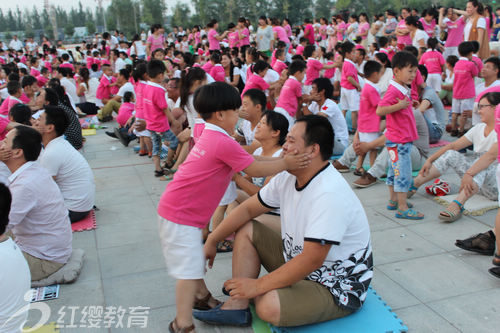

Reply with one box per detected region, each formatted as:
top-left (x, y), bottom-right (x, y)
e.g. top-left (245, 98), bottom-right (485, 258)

top-left (193, 292), bottom-right (221, 311)
top-left (168, 319), bottom-right (195, 333)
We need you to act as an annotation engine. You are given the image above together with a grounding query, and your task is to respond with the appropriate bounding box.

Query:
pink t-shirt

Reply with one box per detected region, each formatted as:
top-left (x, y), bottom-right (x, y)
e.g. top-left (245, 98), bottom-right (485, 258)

top-left (275, 76), bottom-right (302, 116)
top-left (0, 116), bottom-right (8, 140)
top-left (96, 75), bottom-right (112, 100)
top-left (304, 24), bottom-right (315, 44)
top-left (453, 58), bottom-right (479, 99)
top-left (19, 93), bottom-right (30, 104)
top-left (0, 96), bottom-right (22, 116)
top-left (379, 81), bottom-right (418, 143)
top-left (134, 80), bottom-right (146, 119)
top-left (59, 62), bottom-right (75, 72)
top-left (472, 55), bottom-right (483, 73)
top-left (30, 67), bottom-right (40, 77)
top-left (419, 18), bottom-right (436, 37)
top-left (284, 24), bottom-right (292, 38)
top-left (305, 58), bottom-right (324, 85)
top-left (192, 120), bottom-right (205, 144)
top-left (241, 74), bottom-right (269, 97)
top-left (340, 59), bottom-right (359, 90)
top-left (410, 70), bottom-right (424, 101)
top-left (210, 64), bottom-right (225, 82)
top-left (296, 45), bottom-right (305, 55)
top-left (194, 31), bottom-right (201, 45)
top-left (239, 28), bottom-right (250, 46)
top-left (272, 60), bottom-right (288, 75)
top-left (358, 82), bottom-right (381, 133)
top-left (36, 75), bottom-right (48, 87)
top-left (143, 82), bottom-right (170, 132)
top-left (419, 50), bottom-right (445, 74)
top-left (147, 34), bottom-right (165, 53)
top-left (117, 102), bottom-right (135, 127)
top-left (476, 85), bottom-right (500, 102)
top-left (358, 22), bottom-right (370, 40)
top-left (324, 61), bottom-right (336, 79)
top-left (158, 124), bottom-right (254, 228)
top-left (273, 26), bottom-right (289, 43)
top-left (202, 61), bottom-right (214, 73)
top-left (228, 31), bottom-right (239, 48)
top-left (397, 20), bottom-right (412, 45)
top-left (337, 21), bottom-right (346, 41)
top-left (496, 105), bottom-right (500, 162)
top-left (444, 17), bottom-right (465, 47)
top-left (271, 49), bottom-right (277, 67)
top-left (208, 29), bottom-right (220, 51)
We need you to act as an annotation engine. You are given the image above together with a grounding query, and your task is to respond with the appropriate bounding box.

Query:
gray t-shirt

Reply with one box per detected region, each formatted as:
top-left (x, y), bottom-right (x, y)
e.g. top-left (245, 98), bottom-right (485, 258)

top-left (421, 86), bottom-right (446, 131)
top-left (256, 25), bottom-right (274, 51)
top-left (412, 108), bottom-right (430, 158)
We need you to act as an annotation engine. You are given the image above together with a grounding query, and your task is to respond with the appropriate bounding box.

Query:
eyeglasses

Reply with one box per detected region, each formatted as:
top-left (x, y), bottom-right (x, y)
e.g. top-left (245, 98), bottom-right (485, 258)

top-left (478, 104), bottom-right (494, 110)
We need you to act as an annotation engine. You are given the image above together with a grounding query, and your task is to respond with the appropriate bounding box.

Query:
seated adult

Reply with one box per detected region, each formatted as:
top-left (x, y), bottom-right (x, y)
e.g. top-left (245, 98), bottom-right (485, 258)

top-left (303, 78), bottom-right (349, 155)
top-left (335, 107), bottom-right (429, 188)
top-left (233, 110), bottom-right (289, 234)
top-left (417, 65), bottom-right (446, 144)
top-left (195, 115), bottom-right (373, 327)
top-left (76, 67), bottom-right (99, 115)
top-left (0, 126), bottom-right (72, 281)
top-left (35, 85), bottom-right (83, 150)
top-left (410, 92), bottom-right (500, 222)
top-left (99, 69), bottom-right (135, 121)
top-left (0, 183), bottom-right (31, 332)
top-left (36, 106), bottom-right (95, 223)
top-left (472, 57), bottom-right (500, 125)
top-left (235, 89), bottom-right (266, 153)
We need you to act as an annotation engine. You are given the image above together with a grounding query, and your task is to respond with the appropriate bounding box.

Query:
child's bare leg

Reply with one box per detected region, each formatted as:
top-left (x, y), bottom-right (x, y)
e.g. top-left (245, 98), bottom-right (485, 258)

top-left (166, 147), bottom-right (176, 165)
top-left (139, 137), bottom-right (145, 152)
top-left (388, 185), bottom-right (397, 203)
top-left (369, 150), bottom-right (377, 166)
top-left (459, 111), bottom-right (470, 132)
top-left (144, 137), bottom-right (152, 154)
top-left (351, 111), bottom-right (358, 130)
top-left (356, 153), bottom-right (366, 170)
top-left (175, 279), bottom-right (198, 328)
top-left (397, 192), bottom-right (409, 211)
top-left (172, 142), bottom-right (189, 170)
top-left (451, 113), bottom-right (458, 131)
top-left (153, 155), bottom-right (162, 172)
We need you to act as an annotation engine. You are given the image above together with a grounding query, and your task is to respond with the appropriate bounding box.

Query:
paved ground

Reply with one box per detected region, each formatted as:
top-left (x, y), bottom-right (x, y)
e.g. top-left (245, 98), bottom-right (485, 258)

top-left (24, 126), bottom-right (500, 332)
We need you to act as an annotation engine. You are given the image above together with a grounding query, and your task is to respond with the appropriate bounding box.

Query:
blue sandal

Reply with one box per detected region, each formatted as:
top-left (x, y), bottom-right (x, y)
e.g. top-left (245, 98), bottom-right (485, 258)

top-left (395, 208), bottom-right (424, 220)
top-left (407, 181), bottom-right (419, 199)
top-left (387, 200), bottom-right (414, 211)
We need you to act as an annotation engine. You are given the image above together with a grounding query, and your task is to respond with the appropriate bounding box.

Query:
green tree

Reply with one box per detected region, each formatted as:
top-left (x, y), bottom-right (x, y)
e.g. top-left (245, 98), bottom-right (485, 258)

top-left (25, 24), bottom-right (35, 39)
top-left (141, 0), bottom-right (167, 25)
top-left (86, 20), bottom-right (96, 35)
top-left (31, 6), bottom-right (43, 30)
top-left (64, 23), bottom-right (75, 37)
top-left (171, 3), bottom-right (191, 28)
top-left (315, 0), bottom-right (332, 18)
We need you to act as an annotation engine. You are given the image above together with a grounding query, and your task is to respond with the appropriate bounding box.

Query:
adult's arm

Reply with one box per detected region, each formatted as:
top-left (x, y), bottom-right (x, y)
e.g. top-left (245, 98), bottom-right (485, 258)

top-left (460, 143), bottom-right (498, 195)
top-left (419, 136), bottom-right (473, 176)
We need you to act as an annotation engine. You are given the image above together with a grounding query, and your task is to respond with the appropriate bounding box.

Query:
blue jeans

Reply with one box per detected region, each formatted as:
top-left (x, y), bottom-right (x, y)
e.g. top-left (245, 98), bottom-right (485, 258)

top-left (149, 129), bottom-right (179, 156)
top-left (386, 141), bottom-right (413, 193)
top-left (423, 113), bottom-right (443, 144)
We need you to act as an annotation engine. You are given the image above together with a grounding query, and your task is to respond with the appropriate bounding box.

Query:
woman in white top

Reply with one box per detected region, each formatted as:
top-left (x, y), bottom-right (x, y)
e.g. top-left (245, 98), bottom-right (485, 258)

top-left (232, 111), bottom-right (289, 233)
top-left (131, 34), bottom-right (146, 60)
top-left (75, 67), bottom-right (99, 115)
top-left (221, 52), bottom-right (241, 89)
top-left (374, 52), bottom-right (393, 96)
top-left (406, 15), bottom-right (429, 48)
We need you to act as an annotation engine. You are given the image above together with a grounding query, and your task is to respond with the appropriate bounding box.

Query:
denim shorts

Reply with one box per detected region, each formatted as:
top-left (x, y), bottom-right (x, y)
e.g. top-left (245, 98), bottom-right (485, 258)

top-left (149, 129), bottom-right (179, 156)
top-left (386, 141), bottom-right (413, 192)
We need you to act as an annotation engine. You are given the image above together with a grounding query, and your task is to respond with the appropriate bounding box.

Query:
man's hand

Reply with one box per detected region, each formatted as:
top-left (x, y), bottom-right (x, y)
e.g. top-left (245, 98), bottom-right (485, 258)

top-left (0, 147), bottom-right (11, 161)
top-left (224, 278), bottom-right (262, 299)
top-left (355, 142), bottom-right (371, 155)
top-left (284, 150), bottom-right (312, 170)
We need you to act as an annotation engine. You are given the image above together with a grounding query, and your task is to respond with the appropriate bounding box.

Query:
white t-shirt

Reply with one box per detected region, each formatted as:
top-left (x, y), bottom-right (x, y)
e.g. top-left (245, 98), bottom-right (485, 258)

top-left (464, 17), bottom-right (486, 41)
top-left (60, 77), bottom-right (79, 104)
top-left (132, 41), bottom-right (146, 56)
top-left (117, 82), bottom-right (135, 98)
top-left (0, 161), bottom-right (11, 184)
top-left (110, 35), bottom-right (119, 49)
top-left (258, 164), bottom-right (373, 310)
top-left (264, 68), bottom-right (280, 84)
top-left (378, 67), bottom-right (393, 96)
top-left (308, 99), bottom-right (349, 147)
top-left (464, 122), bottom-right (498, 153)
top-left (236, 119), bottom-right (257, 145)
top-left (115, 57), bottom-right (127, 72)
top-left (39, 136), bottom-right (95, 212)
top-left (412, 29), bottom-right (429, 48)
top-left (0, 237), bottom-right (30, 333)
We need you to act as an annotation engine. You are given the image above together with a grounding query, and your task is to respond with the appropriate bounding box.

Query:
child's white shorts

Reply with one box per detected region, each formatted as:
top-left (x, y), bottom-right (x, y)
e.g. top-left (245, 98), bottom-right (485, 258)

top-left (426, 73), bottom-right (442, 92)
top-left (158, 216), bottom-right (205, 280)
top-left (340, 88), bottom-right (360, 111)
top-left (133, 118), bottom-right (151, 137)
top-left (359, 131), bottom-right (379, 143)
top-left (452, 98), bottom-right (474, 114)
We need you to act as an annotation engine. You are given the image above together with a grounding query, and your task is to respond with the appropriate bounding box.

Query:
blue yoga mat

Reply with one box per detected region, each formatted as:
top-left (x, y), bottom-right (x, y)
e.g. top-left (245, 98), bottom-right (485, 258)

top-left (257, 288), bottom-right (407, 333)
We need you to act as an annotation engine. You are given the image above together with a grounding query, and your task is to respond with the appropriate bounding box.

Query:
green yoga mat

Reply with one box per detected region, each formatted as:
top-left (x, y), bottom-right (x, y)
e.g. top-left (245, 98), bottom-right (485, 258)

top-left (251, 305), bottom-right (272, 333)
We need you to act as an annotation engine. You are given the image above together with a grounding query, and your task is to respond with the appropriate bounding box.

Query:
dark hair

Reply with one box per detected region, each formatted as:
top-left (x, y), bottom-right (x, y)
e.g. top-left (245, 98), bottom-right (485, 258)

top-left (458, 41), bottom-right (474, 57)
top-left (180, 66), bottom-right (206, 109)
top-left (0, 183), bottom-right (11, 235)
top-left (43, 87), bottom-right (59, 106)
top-left (403, 45), bottom-right (418, 57)
top-left (44, 105), bottom-right (69, 136)
top-left (295, 115), bottom-right (334, 161)
top-left (470, 40), bottom-right (480, 53)
top-left (193, 82), bottom-right (242, 120)
top-left (252, 60), bottom-right (269, 74)
top-left (8, 72), bottom-right (20, 82)
top-left (147, 59), bottom-right (166, 78)
top-left (21, 75), bottom-right (37, 89)
top-left (391, 51), bottom-right (418, 69)
top-left (210, 51), bottom-right (222, 64)
top-left (312, 78), bottom-right (333, 99)
top-left (288, 60), bottom-right (307, 75)
top-left (364, 60), bottom-right (383, 78)
top-left (61, 53), bottom-right (70, 61)
top-left (119, 68), bottom-right (130, 80)
top-left (427, 37), bottom-right (439, 51)
top-left (375, 52), bottom-right (391, 68)
top-left (9, 104), bottom-right (32, 125)
top-left (480, 91), bottom-right (500, 106)
top-left (378, 36), bottom-right (388, 48)
top-left (262, 110), bottom-right (289, 146)
top-left (123, 91), bottom-right (134, 103)
top-left (485, 57), bottom-right (500, 78)
top-left (340, 41), bottom-right (355, 57)
top-left (275, 48), bottom-right (285, 58)
top-left (446, 55), bottom-right (459, 67)
top-left (242, 89), bottom-right (267, 111)
top-left (245, 47), bottom-right (259, 63)
top-left (227, 22), bottom-right (236, 30)
top-left (11, 125), bottom-right (42, 161)
top-left (418, 64), bottom-right (428, 80)
top-left (150, 24), bottom-right (162, 34)
top-left (405, 15), bottom-right (424, 30)
top-left (303, 45), bottom-right (316, 58)
top-left (468, 0), bottom-right (484, 15)
top-left (7, 80), bottom-right (21, 95)
top-left (132, 62), bottom-right (147, 81)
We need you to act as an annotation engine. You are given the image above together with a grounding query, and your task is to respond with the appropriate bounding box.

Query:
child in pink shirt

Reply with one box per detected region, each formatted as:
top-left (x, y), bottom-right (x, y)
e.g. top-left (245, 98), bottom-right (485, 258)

top-left (116, 91), bottom-right (135, 127)
top-left (274, 60), bottom-right (307, 129)
top-left (303, 45), bottom-right (335, 93)
top-left (241, 60), bottom-right (270, 97)
top-left (271, 49), bottom-right (288, 75)
top-left (143, 60), bottom-right (179, 178)
top-left (0, 81), bottom-right (22, 116)
top-left (451, 42), bottom-right (479, 136)
top-left (418, 38), bottom-right (445, 92)
top-left (157, 81), bottom-right (308, 332)
top-left (339, 41), bottom-right (361, 131)
top-left (132, 63), bottom-right (153, 157)
top-left (357, 61), bottom-right (383, 172)
top-left (36, 68), bottom-right (50, 88)
top-left (376, 51), bottom-right (423, 220)
top-left (323, 52), bottom-right (336, 81)
top-left (96, 64), bottom-right (116, 106)
top-left (208, 52), bottom-right (225, 82)
top-left (295, 38), bottom-right (307, 56)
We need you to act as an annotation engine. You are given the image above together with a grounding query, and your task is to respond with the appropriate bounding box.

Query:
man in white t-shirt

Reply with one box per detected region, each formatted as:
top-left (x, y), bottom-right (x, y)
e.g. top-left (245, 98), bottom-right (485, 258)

top-left (236, 89), bottom-right (266, 152)
top-left (195, 115), bottom-right (373, 327)
top-left (100, 69), bottom-right (135, 120)
top-left (36, 106), bottom-right (95, 223)
top-left (8, 35), bottom-right (23, 52)
top-left (0, 183), bottom-right (31, 333)
top-left (304, 78), bottom-right (349, 155)
top-left (472, 57), bottom-right (500, 125)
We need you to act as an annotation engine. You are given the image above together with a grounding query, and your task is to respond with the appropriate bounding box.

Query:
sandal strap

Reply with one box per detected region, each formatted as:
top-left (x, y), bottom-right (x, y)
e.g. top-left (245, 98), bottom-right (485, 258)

top-left (452, 200), bottom-right (464, 211)
top-left (398, 208), bottom-right (421, 217)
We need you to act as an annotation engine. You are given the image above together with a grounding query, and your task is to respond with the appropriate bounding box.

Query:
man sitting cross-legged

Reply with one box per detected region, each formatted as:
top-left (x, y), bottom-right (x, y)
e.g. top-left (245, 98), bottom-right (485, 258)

top-left (194, 115), bottom-right (373, 327)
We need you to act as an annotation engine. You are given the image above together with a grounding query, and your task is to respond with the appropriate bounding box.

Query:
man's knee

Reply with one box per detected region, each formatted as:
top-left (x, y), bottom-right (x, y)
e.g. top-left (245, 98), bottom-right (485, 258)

top-left (255, 290), bottom-right (280, 325)
top-left (235, 220), bottom-right (254, 242)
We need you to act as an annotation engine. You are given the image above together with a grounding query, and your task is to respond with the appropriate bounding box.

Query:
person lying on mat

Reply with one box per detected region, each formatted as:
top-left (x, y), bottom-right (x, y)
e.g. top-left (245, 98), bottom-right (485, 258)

top-left (194, 115), bottom-right (373, 327)
top-left (0, 126), bottom-right (72, 281)
top-left (34, 106), bottom-right (95, 223)
top-left (409, 92), bottom-right (500, 222)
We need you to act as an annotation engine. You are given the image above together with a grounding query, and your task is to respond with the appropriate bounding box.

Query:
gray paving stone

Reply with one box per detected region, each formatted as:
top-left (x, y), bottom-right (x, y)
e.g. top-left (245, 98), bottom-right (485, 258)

top-left (396, 304), bottom-right (461, 333)
top-left (370, 268), bottom-right (421, 310)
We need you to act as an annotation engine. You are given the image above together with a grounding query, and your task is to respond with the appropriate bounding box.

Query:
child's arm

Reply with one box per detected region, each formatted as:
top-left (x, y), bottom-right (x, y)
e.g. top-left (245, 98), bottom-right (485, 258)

top-left (163, 107), bottom-right (177, 126)
top-left (347, 76), bottom-right (361, 91)
top-left (243, 151), bottom-right (311, 178)
top-left (376, 98), bottom-right (409, 116)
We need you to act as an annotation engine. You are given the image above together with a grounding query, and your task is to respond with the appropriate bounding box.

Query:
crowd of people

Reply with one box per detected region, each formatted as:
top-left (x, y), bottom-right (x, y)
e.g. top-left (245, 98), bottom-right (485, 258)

top-left (1, 1), bottom-right (500, 332)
